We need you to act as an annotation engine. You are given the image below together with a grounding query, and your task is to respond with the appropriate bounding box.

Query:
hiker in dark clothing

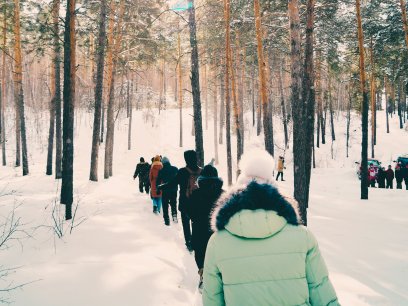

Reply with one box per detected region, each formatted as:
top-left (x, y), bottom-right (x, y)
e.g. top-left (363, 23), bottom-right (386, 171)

top-left (377, 167), bottom-right (386, 188)
top-left (162, 150), bottom-right (202, 251)
top-left (133, 157), bottom-right (150, 194)
top-left (395, 163), bottom-right (403, 189)
top-left (157, 157), bottom-right (179, 226)
top-left (403, 164), bottom-right (408, 190)
top-left (386, 165), bottom-right (394, 189)
top-left (187, 164), bottom-right (223, 290)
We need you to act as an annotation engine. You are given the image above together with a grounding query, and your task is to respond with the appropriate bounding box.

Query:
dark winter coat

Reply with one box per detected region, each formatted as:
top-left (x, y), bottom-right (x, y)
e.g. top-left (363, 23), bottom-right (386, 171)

top-left (402, 167), bottom-right (408, 181)
top-left (149, 161), bottom-right (163, 198)
top-left (157, 160), bottom-right (179, 193)
top-left (203, 181), bottom-right (339, 306)
top-left (386, 169), bottom-right (395, 182)
top-left (395, 167), bottom-right (403, 183)
top-left (377, 169), bottom-right (386, 185)
top-left (133, 162), bottom-right (150, 182)
top-left (188, 177), bottom-right (223, 252)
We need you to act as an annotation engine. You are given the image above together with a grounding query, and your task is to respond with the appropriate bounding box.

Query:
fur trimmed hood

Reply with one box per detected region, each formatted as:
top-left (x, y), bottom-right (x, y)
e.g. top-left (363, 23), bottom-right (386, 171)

top-left (211, 181), bottom-right (299, 237)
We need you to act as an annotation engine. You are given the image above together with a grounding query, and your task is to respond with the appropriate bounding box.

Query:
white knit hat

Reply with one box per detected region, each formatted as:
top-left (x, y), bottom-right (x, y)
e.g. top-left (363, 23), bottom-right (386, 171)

top-left (237, 148), bottom-right (275, 185)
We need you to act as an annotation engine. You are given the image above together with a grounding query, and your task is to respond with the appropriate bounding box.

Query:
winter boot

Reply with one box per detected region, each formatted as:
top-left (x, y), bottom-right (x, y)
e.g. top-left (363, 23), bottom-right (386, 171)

top-left (153, 206), bottom-right (158, 214)
top-left (172, 214), bottom-right (178, 223)
top-left (164, 219), bottom-right (170, 226)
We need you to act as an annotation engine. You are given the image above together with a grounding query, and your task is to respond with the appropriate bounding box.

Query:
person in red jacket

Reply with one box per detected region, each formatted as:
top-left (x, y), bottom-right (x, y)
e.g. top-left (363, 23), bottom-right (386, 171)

top-left (149, 155), bottom-right (163, 214)
top-left (368, 164), bottom-right (377, 187)
top-left (386, 165), bottom-right (395, 189)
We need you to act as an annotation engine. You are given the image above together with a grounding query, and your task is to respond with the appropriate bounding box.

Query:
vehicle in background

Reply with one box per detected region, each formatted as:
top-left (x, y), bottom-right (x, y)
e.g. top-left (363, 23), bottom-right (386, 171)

top-left (356, 158), bottom-right (381, 180)
top-left (394, 155), bottom-right (408, 167)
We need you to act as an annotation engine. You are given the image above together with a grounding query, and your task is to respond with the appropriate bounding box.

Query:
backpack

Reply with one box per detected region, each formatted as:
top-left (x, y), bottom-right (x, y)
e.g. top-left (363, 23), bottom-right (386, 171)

top-left (185, 167), bottom-right (202, 199)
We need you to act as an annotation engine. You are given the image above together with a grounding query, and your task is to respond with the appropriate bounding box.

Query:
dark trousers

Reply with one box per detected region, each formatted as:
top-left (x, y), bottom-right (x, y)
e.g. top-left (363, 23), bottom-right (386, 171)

top-left (386, 180), bottom-right (393, 189)
top-left (194, 243), bottom-right (207, 270)
top-left (276, 172), bottom-right (284, 181)
top-left (396, 180), bottom-right (403, 189)
top-left (378, 181), bottom-right (385, 188)
top-left (181, 211), bottom-right (192, 245)
top-left (139, 179), bottom-right (150, 194)
top-left (405, 178), bottom-right (408, 190)
top-left (370, 180), bottom-right (376, 187)
top-left (162, 191), bottom-right (177, 223)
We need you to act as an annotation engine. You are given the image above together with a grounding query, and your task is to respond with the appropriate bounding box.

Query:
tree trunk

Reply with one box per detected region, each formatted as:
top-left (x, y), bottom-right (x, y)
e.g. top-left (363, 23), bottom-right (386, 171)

top-left (400, 0), bottom-right (408, 50)
top-left (369, 39), bottom-right (375, 158)
top-left (178, 33), bottom-right (183, 148)
top-left (278, 60), bottom-right (289, 149)
top-left (13, 0), bottom-right (28, 176)
top-left (346, 85), bottom-right (351, 158)
top-left (251, 64), bottom-right (255, 127)
top-left (398, 78), bottom-right (403, 129)
top-left (90, 0), bottom-right (107, 182)
top-left (254, 0), bottom-right (273, 155)
top-left (356, 0), bottom-right (369, 200)
top-left (328, 69), bottom-right (336, 142)
top-left (224, 0), bottom-right (232, 185)
top-left (188, 0), bottom-right (204, 167)
top-left (54, 0), bottom-right (62, 179)
top-left (213, 65), bottom-right (219, 165)
top-left (219, 61), bottom-right (225, 145)
top-left (128, 79), bottom-right (133, 150)
top-left (46, 0), bottom-right (60, 176)
top-left (104, 0), bottom-right (125, 179)
top-left (61, 0), bottom-right (76, 220)
top-left (385, 77), bottom-right (390, 133)
top-left (229, 36), bottom-right (242, 165)
top-left (0, 4), bottom-right (6, 166)
top-left (291, 0), bottom-right (316, 225)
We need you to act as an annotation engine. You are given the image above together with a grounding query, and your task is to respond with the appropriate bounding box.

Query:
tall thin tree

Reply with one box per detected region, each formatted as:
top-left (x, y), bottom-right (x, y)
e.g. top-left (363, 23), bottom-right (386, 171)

top-left (13, 0), bottom-right (29, 176)
top-left (0, 3), bottom-right (6, 166)
top-left (60, 0), bottom-right (76, 220)
top-left (356, 0), bottom-right (369, 200)
top-left (188, 0), bottom-right (204, 167)
top-left (90, 0), bottom-right (107, 182)
top-left (224, 0), bottom-right (232, 185)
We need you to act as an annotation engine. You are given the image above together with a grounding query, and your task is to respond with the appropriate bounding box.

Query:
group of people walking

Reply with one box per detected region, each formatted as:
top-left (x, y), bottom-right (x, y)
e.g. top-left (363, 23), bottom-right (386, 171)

top-left (134, 149), bottom-right (339, 305)
top-left (368, 163), bottom-right (408, 189)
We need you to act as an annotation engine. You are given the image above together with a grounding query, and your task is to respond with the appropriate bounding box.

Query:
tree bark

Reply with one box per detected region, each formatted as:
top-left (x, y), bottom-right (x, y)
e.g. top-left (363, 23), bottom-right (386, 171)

top-left (188, 0), bottom-right (204, 167)
top-left (128, 79), bottom-right (133, 150)
top-left (104, 0), bottom-right (125, 179)
top-left (90, 0), bottom-right (107, 182)
top-left (60, 0), bottom-right (76, 220)
top-left (219, 59), bottom-right (225, 145)
top-left (400, 0), bottom-right (408, 50)
top-left (278, 60), bottom-right (289, 149)
top-left (356, 0), bottom-right (369, 200)
top-left (224, 0), bottom-right (232, 185)
top-left (1, 4), bottom-right (6, 166)
top-left (178, 33), bottom-right (183, 147)
top-left (46, 0), bottom-right (60, 176)
top-left (369, 39), bottom-right (375, 158)
top-left (346, 85), bottom-right (352, 158)
top-left (54, 0), bottom-right (62, 179)
top-left (254, 0), bottom-right (273, 156)
top-left (213, 65), bottom-right (219, 165)
top-left (13, 0), bottom-right (29, 176)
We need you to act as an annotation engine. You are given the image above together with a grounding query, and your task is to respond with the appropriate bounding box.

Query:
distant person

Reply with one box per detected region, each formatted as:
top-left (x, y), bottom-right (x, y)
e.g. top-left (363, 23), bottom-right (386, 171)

top-left (377, 167), bottom-right (386, 188)
top-left (187, 164), bottom-right (223, 291)
top-left (133, 157), bottom-right (150, 194)
top-left (276, 156), bottom-right (285, 181)
top-left (165, 150), bottom-right (202, 251)
top-left (403, 164), bottom-right (408, 190)
top-left (368, 164), bottom-right (376, 187)
top-left (157, 157), bottom-right (179, 226)
top-left (386, 165), bottom-right (394, 189)
top-left (202, 149), bottom-right (339, 306)
top-left (149, 155), bottom-right (163, 214)
top-left (395, 163), bottom-right (403, 189)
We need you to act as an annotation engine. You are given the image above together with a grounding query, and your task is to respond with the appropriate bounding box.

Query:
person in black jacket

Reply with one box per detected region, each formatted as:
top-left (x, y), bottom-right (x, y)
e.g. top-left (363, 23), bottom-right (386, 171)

top-left (386, 165), bottom-right (395, 189)
top-left (187, 164), bottom-right (223, 290)
top-left (133, 157), bottom-right (150, 194)
top-left (157, 157), bottom-right (179, 226)
top-left (403, 164), bottom-right (408, 190)
top-left (161, 150), bottom-right (202, 251)
top-left (377, 167), bottom-right (386, 188)
top-left (395, 163), bottom-right (403, 189)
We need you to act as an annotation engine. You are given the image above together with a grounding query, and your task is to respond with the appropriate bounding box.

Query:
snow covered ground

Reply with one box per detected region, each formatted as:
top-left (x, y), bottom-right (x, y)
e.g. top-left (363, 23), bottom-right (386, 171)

top-left (0, 106), bottom-right (407, 305)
